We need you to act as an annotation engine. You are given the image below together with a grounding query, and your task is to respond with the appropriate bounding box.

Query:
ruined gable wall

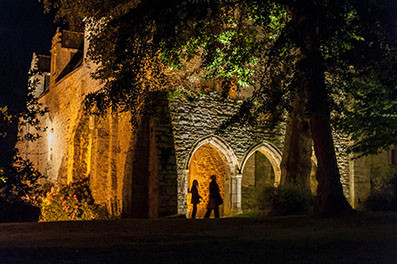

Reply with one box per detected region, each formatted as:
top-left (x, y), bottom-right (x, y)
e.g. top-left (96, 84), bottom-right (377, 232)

top-left (39, 60), bottom-right (96, 184)
top-left (88, 111), bottom-right (134, 216)
top-left (19, 54), bottom-right (135, 217)
top-left (155, 92), bottom-right (285, 214)
top-left (47, 64), bottom-right (136, 216)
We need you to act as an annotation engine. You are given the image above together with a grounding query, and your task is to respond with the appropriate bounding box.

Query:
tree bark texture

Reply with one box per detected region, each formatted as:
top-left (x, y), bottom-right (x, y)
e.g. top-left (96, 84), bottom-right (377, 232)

top-left (280, 95), bottom-right (313, 191)
top-left (299, 26), bottom-right (352, 216)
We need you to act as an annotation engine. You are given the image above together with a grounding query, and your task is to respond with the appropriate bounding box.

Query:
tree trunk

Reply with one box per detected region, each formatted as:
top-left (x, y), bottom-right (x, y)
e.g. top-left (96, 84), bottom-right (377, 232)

top-left (310, 112), bottom-right (352, 216)
top-left (302, 39), bottom-right (352, 216)
top-left (280, 95), bottom-right (313, 191)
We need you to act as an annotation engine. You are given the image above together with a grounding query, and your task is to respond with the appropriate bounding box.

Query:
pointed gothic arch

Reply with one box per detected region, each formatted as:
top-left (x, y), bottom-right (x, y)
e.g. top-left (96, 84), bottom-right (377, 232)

top-left (184, 135), bottom-right (240, 217)
top-left (184, 135), bottom-right (239, 171)
top-left (241, 142), bottom-right (283, 185)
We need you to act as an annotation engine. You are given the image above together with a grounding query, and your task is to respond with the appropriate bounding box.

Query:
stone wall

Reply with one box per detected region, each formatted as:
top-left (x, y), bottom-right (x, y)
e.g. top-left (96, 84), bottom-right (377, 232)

top-left (332, 132), bottom-right (351, 203)
top-left (241, 152), bottom-right (274, 212)
top-left (349, 150), bottom-right (395, 209)
top-left (166, 92), bottom-right (284, 214)
top-left (19, 30), bottom-right (136, 217)
top-left (19, 29), bottom-right (394, 219)
top-left (188, 144), bottom-right (228, 218)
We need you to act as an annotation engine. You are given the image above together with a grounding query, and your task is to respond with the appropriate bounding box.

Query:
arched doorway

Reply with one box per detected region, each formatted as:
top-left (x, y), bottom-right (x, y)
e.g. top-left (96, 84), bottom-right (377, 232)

top-left (185, 136), bottom-right (238, 218)
top-left (240, 142), bottom-right (282, 214)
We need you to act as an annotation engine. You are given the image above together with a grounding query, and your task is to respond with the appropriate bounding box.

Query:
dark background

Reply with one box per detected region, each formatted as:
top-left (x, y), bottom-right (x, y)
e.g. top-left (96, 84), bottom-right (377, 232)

top-left (0, 0), bottom-right (57, 113)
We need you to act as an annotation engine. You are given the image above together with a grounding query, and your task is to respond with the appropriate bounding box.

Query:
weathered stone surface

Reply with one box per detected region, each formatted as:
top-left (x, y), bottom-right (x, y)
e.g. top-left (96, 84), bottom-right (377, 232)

top-left (167, 92), bottom-right (284, 214)
top-left (17, 29), bottom-right (395, 219)
top-left (242, 152), bottom-right (274, 212)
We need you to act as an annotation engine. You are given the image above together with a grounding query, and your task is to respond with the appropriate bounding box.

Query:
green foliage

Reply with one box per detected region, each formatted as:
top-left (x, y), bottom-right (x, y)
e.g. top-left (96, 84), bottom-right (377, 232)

top-left (35, 178), bottom-right (99, 222)
top-left (167, 88), bottom-right (209, 103)
top-left (0, 69), bottom-right (47, 220)
top-left (40, 0), bottom-right (397, 152)
top-left (40, 0), bottom-right (397, 215)
top-left (366, 187), bottom-right (397, 212)
top-left (19, 67), bottom-right (48, 142)
top-left (333, 69), bottom-right (397, 156)
top-left (257, 184), bottom-right (313, 216)
top-left (366, 171), bottom-right (397, 212)
top-left (0, 48), bottom-right (47, 222)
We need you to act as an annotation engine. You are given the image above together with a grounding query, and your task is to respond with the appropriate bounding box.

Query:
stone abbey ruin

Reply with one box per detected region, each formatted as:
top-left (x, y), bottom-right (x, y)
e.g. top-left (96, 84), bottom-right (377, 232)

top-left (18, 29), bottom-right (397, 218)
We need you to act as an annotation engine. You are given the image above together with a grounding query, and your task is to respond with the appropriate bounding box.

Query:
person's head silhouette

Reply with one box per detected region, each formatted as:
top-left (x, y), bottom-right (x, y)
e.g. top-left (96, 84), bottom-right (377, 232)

top-left (210, 175), bottom-right (216, 181)
top-left (192, 179), bottom-right (198, 187)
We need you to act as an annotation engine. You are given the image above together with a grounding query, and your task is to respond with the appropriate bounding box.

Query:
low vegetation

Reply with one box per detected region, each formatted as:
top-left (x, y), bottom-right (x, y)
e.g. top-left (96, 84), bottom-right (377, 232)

top-left (257, 184), bottom-right (313, 216)
top-left (366, 172), bottom-right (397, 212)
top-left (24, 177), bottom-right (100, 222)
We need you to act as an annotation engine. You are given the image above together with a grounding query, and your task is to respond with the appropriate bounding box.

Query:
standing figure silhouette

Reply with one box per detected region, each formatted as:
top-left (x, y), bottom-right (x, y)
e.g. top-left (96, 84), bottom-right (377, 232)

top-left (204, 175), bottom-right (223, 218)
top-left (190, 180), bottom-right (202, 219)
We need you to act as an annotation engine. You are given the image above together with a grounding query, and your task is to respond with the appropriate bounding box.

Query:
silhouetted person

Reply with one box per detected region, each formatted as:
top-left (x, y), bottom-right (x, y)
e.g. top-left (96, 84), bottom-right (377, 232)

top-left (204, 175), bottom-right (223, 218)
top-left (189, 180), bottom-right (202, 219)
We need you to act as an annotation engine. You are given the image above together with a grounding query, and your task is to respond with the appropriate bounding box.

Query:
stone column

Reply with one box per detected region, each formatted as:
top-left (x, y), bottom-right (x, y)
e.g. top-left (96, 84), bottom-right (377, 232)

top-left (235, 173), bottom-right (242, 214)
top-left (183, 169), bottom-right (189, 215)
top-left (231, 174), bottom-right (239, 214)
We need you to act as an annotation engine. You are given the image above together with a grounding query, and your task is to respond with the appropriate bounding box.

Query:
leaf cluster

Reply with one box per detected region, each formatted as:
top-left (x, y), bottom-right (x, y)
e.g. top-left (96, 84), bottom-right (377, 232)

top-left (0, 66), bottom-right (47, 208)
top-left (38, 177), bottom-right (98, 221)
top-left (41, 0), bottom-right (397, 156)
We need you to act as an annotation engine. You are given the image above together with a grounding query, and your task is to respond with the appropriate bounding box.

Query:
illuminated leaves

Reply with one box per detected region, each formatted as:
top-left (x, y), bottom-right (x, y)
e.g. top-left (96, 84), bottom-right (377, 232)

top-left (42, 0), bottom-right (397, 156)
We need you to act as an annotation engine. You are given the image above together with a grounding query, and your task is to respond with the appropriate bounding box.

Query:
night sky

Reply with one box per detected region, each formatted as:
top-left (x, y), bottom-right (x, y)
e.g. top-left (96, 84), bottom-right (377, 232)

top-left (0, 0), bottom-right (57, 111)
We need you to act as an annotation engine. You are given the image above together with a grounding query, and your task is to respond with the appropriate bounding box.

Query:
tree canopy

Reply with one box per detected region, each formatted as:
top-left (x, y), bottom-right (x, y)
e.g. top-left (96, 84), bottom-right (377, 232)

top-left (40, 0), bottom-right (397, 216)
top-left (0, 53), bottom-right (46, 221)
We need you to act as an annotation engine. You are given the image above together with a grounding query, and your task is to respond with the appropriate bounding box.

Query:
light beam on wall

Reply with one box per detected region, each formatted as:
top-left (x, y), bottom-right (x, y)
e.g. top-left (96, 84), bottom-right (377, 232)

top-left (48, 128), bottom-right (54, 151)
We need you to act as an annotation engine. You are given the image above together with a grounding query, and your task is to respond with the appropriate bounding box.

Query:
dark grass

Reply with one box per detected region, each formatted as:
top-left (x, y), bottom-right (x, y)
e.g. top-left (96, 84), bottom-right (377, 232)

top-left (0, 211), bottom-right (397, 263)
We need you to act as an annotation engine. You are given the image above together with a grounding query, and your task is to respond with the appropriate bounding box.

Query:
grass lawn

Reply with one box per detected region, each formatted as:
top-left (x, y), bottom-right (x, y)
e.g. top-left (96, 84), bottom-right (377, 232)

top-left (0, 211), bottom-right (396, 263)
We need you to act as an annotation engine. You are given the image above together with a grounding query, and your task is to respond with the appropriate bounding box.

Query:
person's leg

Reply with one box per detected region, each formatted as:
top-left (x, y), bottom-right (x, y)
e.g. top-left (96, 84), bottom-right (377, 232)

top-left (192, 204), bottom-right (197, 219)
top-left (214, 206), bottom-right (219, 218)
top-left (204, 208), bottom-right (212, 218)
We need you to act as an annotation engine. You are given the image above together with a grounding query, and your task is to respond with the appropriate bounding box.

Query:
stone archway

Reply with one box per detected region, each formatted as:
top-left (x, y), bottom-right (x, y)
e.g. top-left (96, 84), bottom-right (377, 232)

top-left (184, 136), bottom-right (238, 218)
top-left (241, 142), bottom-right (282, 185)
top-left (240, 142), bottom-right (282, 213)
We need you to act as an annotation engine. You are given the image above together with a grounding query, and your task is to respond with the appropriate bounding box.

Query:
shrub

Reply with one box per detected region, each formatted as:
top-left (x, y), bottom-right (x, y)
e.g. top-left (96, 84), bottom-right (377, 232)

top-left (0, 154), bottom-right (45, 222)
top-left (257, 184), bottom-right (313, 216)
top-left (365, 183), bottom-right (397, 211)
top-left (366, 172), bottom-right (397, 212)
top-left (0, 196), bottom-right (40, 222)
top-left (26, 177), bottom-right (99, 222)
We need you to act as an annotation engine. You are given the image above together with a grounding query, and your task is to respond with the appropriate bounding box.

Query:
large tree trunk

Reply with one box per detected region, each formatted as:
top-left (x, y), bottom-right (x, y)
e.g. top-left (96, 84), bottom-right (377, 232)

top-left (310, 111), bottom-right (351, 216)
top-left (302, 38), bottom-right (352, 216)
top-left (280, 95), bottom-right (313, 190)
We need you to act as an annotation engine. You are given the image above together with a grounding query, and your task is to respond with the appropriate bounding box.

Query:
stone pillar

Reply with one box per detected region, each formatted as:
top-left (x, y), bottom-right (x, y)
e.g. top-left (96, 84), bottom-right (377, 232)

top-left (184, 169), bottom-right (189, 216)
top-left (184, 169), bottom-right (189, 192)
top-left (235, 173), bottom-right (242, 214)
top-left (231, 174), bottom-right (241, 214)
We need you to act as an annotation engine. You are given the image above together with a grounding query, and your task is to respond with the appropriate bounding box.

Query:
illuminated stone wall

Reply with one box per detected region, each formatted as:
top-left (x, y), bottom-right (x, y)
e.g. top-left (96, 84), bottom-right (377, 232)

top-left (18, 29), bottom-right (138, 217)
top-left (188, 144), bottom-right (228, 218)
top-left (332, 133), bottom-right (352, 203)
top-left (167, 92), bottom-right (284, 215)
top-left (241, 152), bottom-right (274, 212)
top-left (18, 28), bottom-right (395, 219)
top-left (166, 90), bottom-right (392, 212)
